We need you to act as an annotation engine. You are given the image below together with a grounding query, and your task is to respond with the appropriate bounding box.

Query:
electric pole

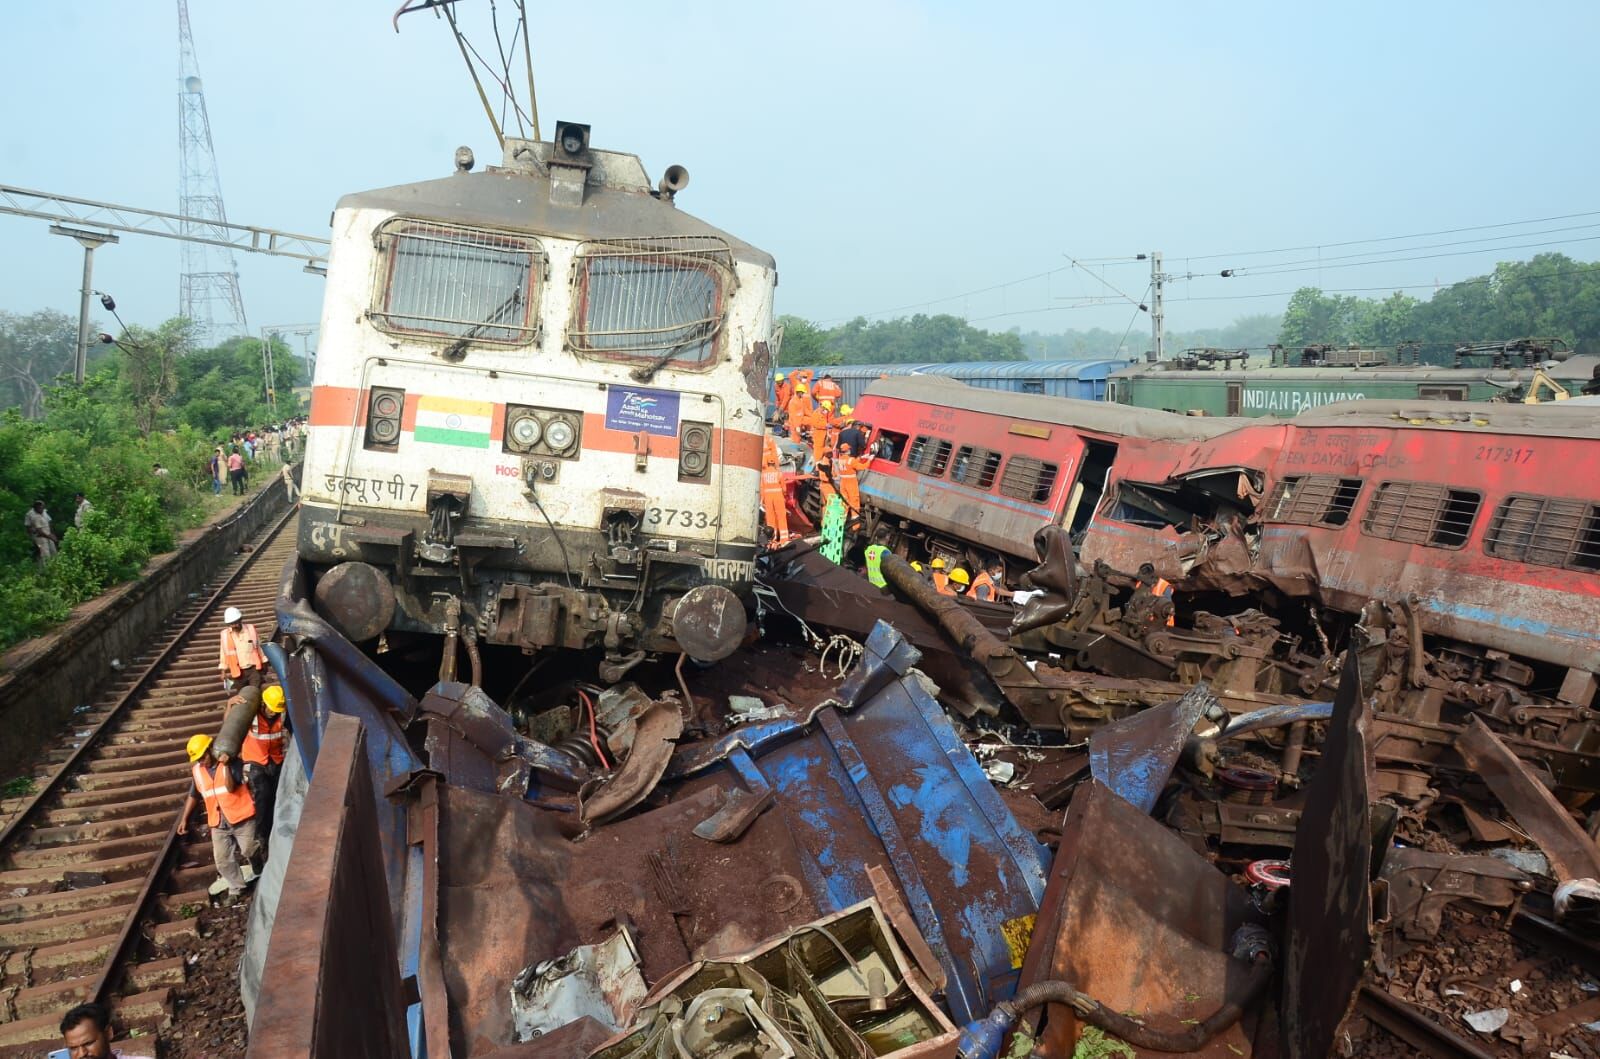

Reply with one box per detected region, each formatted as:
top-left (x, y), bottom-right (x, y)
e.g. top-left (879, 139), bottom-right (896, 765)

top-left (1149, 250), bottom-right (1165, 362)
top-left (49, 225), bottom-right (119, 384)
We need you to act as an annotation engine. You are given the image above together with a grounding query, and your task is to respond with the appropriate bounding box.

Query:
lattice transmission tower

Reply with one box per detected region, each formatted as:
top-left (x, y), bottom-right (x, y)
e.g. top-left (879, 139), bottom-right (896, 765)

top-left (177, 0), bottom-right (248, 343)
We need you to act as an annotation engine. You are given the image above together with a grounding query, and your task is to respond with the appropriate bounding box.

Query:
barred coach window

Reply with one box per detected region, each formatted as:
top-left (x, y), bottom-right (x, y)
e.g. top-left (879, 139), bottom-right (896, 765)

top-left (570, 237), bottom-right (736, 371)
top-left (373, 220), bottom-right (541, 344)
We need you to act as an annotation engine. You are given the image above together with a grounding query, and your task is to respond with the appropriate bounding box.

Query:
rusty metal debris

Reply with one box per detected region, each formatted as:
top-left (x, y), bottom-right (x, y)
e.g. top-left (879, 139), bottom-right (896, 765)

top-left (247, 448), bottom-right (1600, 1058)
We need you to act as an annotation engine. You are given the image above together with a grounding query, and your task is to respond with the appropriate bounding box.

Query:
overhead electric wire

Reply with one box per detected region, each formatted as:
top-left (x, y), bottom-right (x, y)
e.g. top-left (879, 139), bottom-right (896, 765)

top-left (1167, 260), bottom-right (1600, 303)
top-left (1219, 233), bottom-right (1600, 279)
top-left (1216, 221), bottom-right (1600, 274)
top-left (1175, 208), bottom-right (1600, 263)
top-left (819, 207), bottom-right (1600, 327)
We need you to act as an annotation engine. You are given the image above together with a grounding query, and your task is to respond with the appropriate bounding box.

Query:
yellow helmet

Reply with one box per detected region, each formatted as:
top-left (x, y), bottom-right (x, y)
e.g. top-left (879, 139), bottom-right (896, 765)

top-left (821, 399), bottom-right (834, 410)
top-left (796, 384), bottom-right (809, 394)
top-left (262, 685), bottom-right (286, 714)
top-left (949, 568), bottom-right (970, 586)
top-left (186, 734), bottom-right (213, 762)
top-left (775, 372), bottom-right (786, 381)
top-left (910, 561), bottom-right (924, 572)
top-left (930, 557), bottom-right (946, 569)
top-left (840, 404), bottom-right (853, 417)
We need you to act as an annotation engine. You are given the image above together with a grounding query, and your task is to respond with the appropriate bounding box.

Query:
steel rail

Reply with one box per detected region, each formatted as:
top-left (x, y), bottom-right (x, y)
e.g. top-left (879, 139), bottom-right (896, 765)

top-left (0, 499), bottom-right (296, 848)
top-left (83, 506), bottom-right (298, 1005)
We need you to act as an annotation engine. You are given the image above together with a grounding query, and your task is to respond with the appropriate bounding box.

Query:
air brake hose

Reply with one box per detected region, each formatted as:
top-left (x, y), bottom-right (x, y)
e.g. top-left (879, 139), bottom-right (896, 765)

top-left (954, 959), bottom-right (1274, 1059)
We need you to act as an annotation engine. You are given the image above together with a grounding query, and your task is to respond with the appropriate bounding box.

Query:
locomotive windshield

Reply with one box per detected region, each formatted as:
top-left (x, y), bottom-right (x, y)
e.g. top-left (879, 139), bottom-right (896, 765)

top-left (374, 220), bottom-right (541, 344)
top-left (570, 237), bottom-right (733, 372)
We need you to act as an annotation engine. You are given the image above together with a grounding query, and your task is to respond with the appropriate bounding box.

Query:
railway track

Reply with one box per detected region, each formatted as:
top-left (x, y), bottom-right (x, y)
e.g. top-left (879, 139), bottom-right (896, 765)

top-left (0, 508), bottom-right (297, 1055)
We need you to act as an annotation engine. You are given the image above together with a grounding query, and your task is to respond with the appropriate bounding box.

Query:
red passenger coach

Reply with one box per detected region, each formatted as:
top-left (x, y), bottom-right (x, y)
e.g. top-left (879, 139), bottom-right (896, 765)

top-left (1258, 402), bottom-right (1600, 681)
top-left (852, 377), bottom-right (1237, 569)
top-left (1081, 399), bottom-right (1600, 704)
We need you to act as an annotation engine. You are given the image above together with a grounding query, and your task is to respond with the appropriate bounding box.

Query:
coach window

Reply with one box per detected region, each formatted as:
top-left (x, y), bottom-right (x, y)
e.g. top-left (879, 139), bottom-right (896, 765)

top-left (372, 220), bottom-right (541, 344)
top-left (1265, 475), bottom-right (1363, 527)
top-left (569, 237), bottom-right (734, 372)
top-left (951, 446), bottom-right (1002, 489)
top-left (1417, 385), bottom-right (1468, 401)
top-left (1485, 494), bottom-right (1600, 571)
top-left (873, 429), bottom-right (910, 462)
top-left (1361, 480), bottom-right (1481, 549)
top-left (907, 436), bottom-right (953, 477)
top-left (999, 456), bottom-right (1058, 504)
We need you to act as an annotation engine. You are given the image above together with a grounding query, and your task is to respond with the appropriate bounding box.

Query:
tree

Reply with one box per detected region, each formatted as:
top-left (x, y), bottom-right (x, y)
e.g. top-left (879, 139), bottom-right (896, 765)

top-left (776, 315), bottom-right (836, 366)
top-left (0, 310), bottom-right (89, 419)
top-left (117, 319), bottom-right (191, 437)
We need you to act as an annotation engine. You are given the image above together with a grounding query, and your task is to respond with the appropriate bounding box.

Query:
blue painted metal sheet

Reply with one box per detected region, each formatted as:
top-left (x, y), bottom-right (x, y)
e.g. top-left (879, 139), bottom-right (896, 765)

top-left (753, 664), bottom-right (1049, 1024)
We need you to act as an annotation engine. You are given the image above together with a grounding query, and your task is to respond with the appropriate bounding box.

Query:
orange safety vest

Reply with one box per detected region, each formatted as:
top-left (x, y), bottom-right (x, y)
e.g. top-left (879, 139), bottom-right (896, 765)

top-left (220, 624), bottom-right (267, 678)
top-left (192, 761), bottom-right (255, 828)
top-left (836, 455), bottom-right (868, 513)
top-left (971, 570), bottom-right (999, 602)
top-left (932, 570), bottom-right (954, 596)
top-left (241, 712), bottom-right (286, 766)
top-left (760, 466), bottom-right (789, 542)
top-left (813, 377), bottom-right (843, 404)
top-left (775, 379), bottom-right (793, 411)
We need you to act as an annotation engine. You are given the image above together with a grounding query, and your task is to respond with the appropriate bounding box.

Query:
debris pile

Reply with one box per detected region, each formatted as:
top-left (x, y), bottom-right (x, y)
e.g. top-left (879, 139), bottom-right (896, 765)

top-left (247, 526), bottom-right (1600, 1058)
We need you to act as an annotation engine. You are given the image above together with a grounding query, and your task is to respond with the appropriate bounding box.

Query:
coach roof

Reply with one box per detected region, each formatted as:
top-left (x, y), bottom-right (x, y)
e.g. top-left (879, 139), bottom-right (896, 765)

top-left (862, 376), bottom-right (1246, 441)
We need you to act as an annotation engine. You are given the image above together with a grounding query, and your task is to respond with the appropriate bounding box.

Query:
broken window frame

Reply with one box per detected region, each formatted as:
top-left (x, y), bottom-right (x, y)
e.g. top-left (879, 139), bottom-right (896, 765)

top-left (872, 428), bottom-right (910, 462)
top-left (568, 236), bottom-right (735, 372)
top-left (1265, 474), bottom-right (1364, 528)
top-left (1361, 480), bottom-right (1482, 550)
top-left (371, 219), bottom-right (543, 345)
top-left (906, 435), bottom-right (953, 478)
top-left (950, 445), bottom-right (1002, 490)
top-left (1484, 493), bottom-right (1600, 571)
top-left (999, 455), bottom-right (1059, 504)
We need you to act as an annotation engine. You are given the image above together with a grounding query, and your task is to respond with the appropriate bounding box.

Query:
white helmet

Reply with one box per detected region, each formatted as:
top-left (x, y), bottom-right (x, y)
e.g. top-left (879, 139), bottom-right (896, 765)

top-left (223, 606), bottom-right (243, 624)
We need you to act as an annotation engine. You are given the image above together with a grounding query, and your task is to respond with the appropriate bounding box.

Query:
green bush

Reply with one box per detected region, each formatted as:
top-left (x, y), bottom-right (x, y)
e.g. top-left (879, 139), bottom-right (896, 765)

top-left (0, 319), bottom-right (304, 654)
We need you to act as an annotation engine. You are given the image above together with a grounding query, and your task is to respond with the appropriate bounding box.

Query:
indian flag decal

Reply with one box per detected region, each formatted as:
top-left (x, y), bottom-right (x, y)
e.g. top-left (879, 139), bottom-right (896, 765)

top-left (414, 395), bottom-right (493, 448)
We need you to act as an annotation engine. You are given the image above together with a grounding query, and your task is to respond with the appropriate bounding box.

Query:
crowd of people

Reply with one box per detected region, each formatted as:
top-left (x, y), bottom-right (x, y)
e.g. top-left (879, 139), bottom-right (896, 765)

top-left (25, 419), bottom-right (307, 568)
top-left (767, 371), bottom-right (1013, 604)
top-left (208, 418), bottom-right (307, 497)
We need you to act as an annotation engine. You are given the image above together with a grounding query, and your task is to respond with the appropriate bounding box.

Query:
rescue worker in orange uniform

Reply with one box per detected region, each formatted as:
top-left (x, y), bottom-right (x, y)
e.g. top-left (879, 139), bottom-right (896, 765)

top-left (834, 441), bottom-right (871, 515)
top-left (760, 435), bottom-right (791, 547)
top-left (773, 372), bottom-right (792, 418)
top-left (947, 568), bottom-right (971, 596)
top-left (969, 559), bottom-right (1011, 603)
top-left (809, 400), bottom-right (838, 467)
top-left (812, 374), bottom-right (843, 406)
top-left (930, 557), bottom-right (954, 596)
top-left (241, 685), bottom-right (289, 840)
top-left (179, 734), bottom-right (258, 901)
top-left (785, 384), bottom-right (813, 443)
top-left (218, 606), bottom-right (267, 690)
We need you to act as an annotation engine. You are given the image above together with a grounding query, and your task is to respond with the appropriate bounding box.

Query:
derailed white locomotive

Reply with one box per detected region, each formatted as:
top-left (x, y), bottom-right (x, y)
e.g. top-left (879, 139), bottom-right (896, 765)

top-left (299, 123), bottom-right (775, 678)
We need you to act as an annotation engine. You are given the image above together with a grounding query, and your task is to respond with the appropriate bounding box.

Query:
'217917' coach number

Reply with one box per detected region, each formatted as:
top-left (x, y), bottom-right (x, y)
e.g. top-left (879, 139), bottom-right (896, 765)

top-left (645, 507), bottom-right (721, 529)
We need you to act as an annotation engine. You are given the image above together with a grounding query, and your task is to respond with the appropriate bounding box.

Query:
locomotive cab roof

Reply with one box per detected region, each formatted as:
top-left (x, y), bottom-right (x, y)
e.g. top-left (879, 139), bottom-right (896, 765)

top-left (335, 133), bottom-right (775, 270)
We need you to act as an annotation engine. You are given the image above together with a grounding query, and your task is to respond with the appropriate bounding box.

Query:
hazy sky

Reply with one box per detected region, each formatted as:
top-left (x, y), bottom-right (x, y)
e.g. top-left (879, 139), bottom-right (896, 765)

top-left (5, 2), bottom-right (1599, 352)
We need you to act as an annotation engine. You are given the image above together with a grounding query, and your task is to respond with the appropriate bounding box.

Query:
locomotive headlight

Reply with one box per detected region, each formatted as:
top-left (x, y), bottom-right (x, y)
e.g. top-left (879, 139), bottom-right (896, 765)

top-left (509, 412), bottom-right (542, 449)
top-left (544, 418), bottom-right (577, 454)
top-left (681, 449), bottom-right (709, 476)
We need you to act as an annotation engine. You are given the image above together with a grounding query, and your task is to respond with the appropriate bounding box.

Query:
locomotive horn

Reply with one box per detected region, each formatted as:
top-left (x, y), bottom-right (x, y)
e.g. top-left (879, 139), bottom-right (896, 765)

top-left (659, 165), bottom-right (690, 200)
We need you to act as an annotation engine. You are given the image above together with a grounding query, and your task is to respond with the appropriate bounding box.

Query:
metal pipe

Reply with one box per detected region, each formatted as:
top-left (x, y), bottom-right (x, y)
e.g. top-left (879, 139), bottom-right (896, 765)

top-left (1281, 720), bottom-right (1308, 780)
top-left (462, 624), bottom-right (482, 689)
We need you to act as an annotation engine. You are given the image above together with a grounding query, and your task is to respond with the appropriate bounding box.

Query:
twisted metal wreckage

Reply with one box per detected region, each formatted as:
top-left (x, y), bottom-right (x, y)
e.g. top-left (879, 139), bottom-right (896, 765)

top-left (239, 508), bottom-right (1600, 1057)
